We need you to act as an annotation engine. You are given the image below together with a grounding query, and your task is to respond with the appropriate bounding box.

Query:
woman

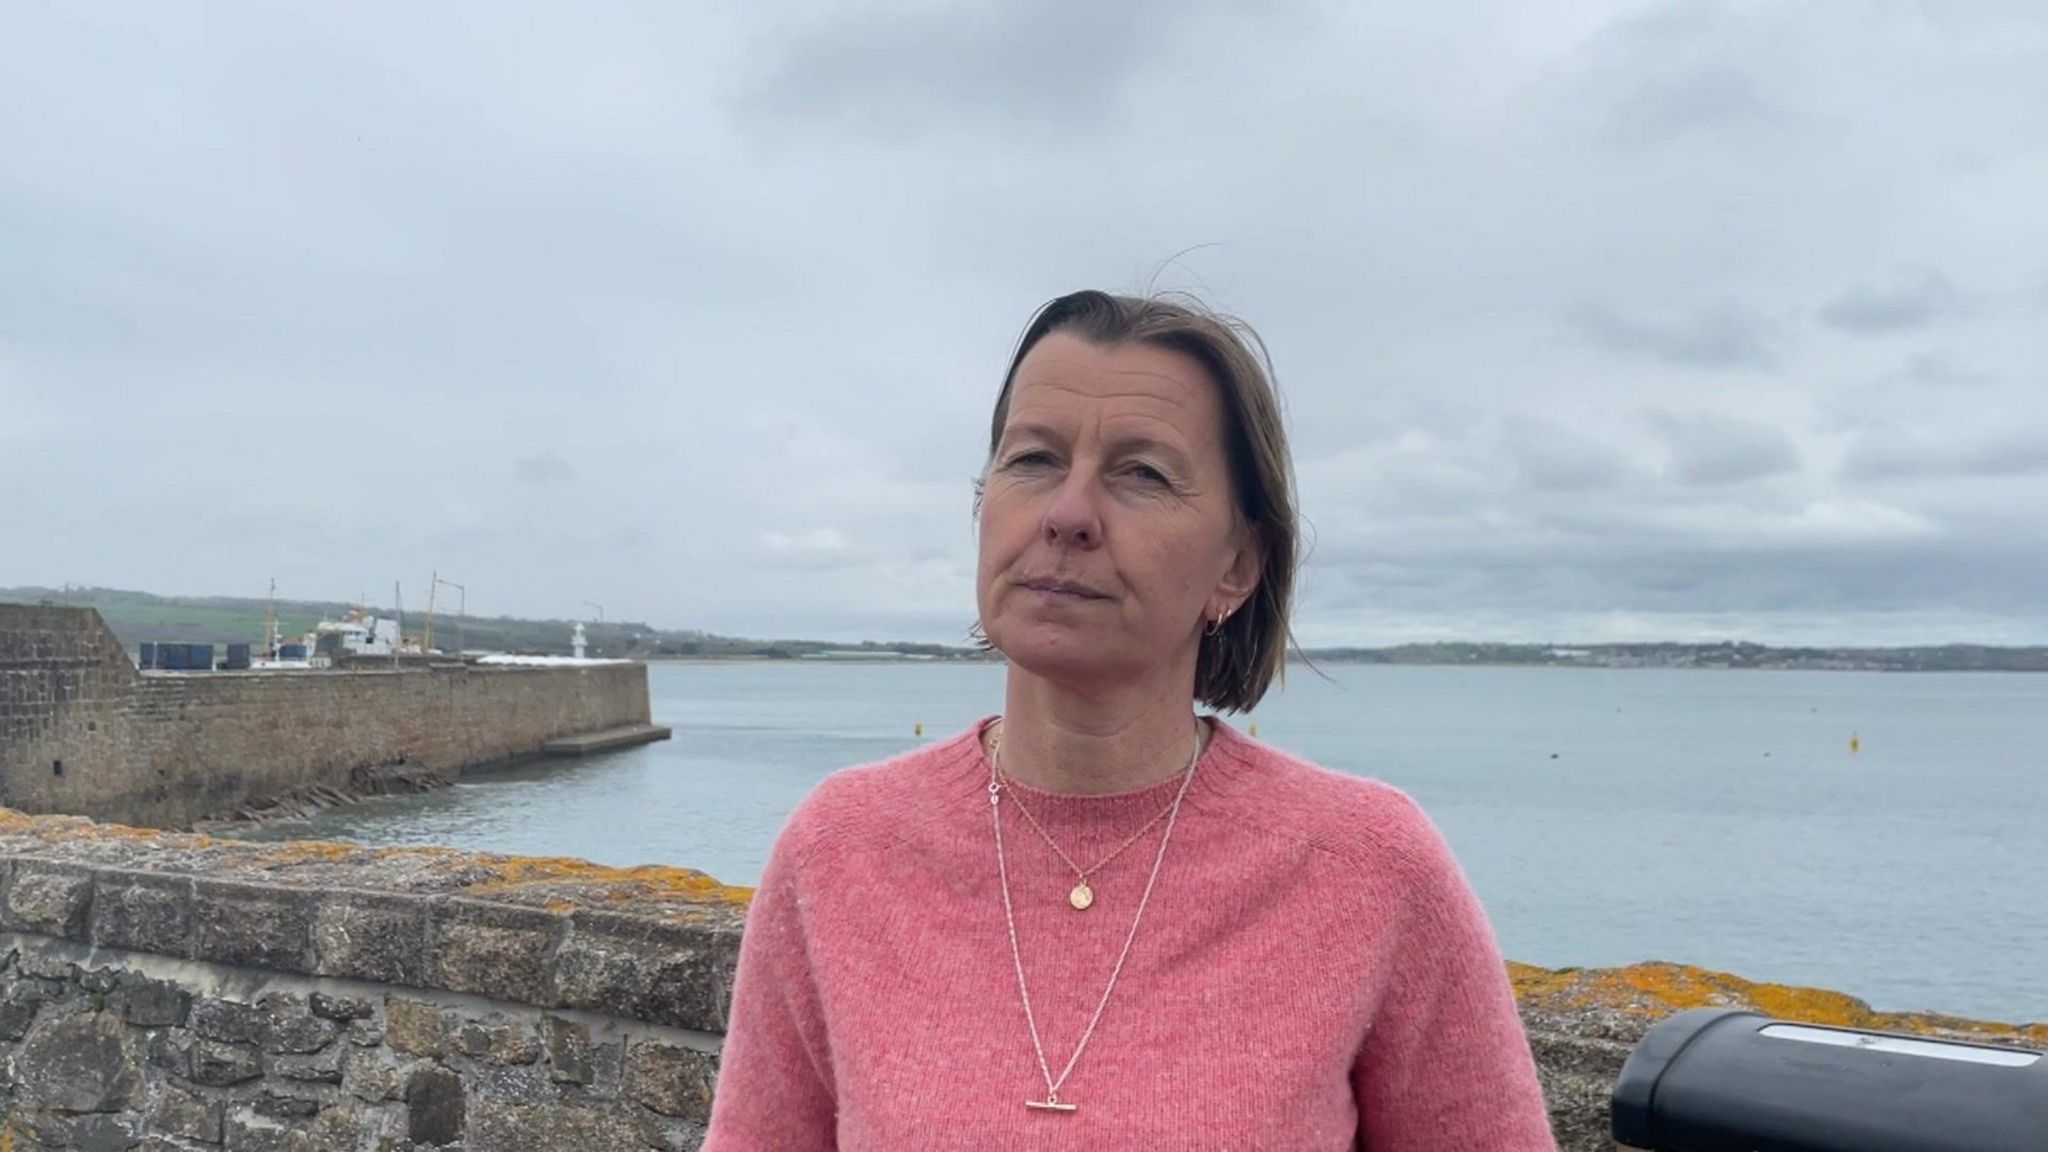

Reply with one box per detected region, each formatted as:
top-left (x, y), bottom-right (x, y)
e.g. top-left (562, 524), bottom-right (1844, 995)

top-left (704, 291), bottom-right (1556, 1149)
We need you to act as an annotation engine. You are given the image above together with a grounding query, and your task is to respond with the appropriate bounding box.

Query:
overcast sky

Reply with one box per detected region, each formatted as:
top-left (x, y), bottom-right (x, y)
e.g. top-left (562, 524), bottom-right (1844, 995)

top-left (4, 2), bottom-right (2045, 645)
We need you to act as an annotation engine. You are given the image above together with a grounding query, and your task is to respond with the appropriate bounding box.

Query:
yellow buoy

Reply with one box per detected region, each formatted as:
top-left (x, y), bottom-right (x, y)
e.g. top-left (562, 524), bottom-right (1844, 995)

top-left (914, 721), bottom-right (923, 738)
top-left (1849, 731), bottom-right (1860, 754)
top-left (1248, 722), bottom-right (1258, 738)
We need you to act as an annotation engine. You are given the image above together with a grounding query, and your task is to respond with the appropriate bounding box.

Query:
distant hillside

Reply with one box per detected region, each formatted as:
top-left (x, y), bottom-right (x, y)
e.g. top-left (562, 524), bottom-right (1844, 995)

top-left (5, 586), bottom-right (2041, 670)
top-left (0, 586), bottom-right (989, 661)
top-left (1305, 639), bottom-right (2048, 673)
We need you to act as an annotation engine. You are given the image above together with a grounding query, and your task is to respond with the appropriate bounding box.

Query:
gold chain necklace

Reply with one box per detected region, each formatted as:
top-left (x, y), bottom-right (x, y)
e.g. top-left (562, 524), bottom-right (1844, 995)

top-left (987, 716), bottom-right (1202, 1114)
top-left (989, 723), bottom-right (1198, 910)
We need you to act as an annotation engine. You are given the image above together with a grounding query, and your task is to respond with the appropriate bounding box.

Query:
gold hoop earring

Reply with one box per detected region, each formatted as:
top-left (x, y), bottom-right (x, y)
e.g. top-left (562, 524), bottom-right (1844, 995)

top-left (1206, 609), bottom-right (1227, 637)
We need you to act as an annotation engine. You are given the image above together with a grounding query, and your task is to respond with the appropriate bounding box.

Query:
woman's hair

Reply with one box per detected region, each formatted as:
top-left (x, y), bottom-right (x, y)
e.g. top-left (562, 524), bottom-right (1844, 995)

top-left (984, 289), bottom-right (1299, 713)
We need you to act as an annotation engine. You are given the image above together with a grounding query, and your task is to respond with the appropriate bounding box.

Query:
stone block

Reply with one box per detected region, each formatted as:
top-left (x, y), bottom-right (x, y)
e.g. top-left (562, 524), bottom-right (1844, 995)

top-left (406, 1064), bottom-right (465, 1146)
top-left (24, 1111), bottom-right (142, 1152)
top-left (383, 998), bottom-right (446, 1058)
top-left (192, 993), bottom-right (334, 1056)
top-left (310, 892), bottom-right (431, 988)
top-left (76, 966), bottom-right (119, 994)
top-left (193, 880), bottom-right (313, 974)
top-left (622, 1038), bottom-right (718, 1122)
top-left (269, 1040), bottom-right (345, 1083)
top-left (429, 900), bottom-right (557, 1005)
top-left (450, 1014), bottom-right (542, 1066)
top-left (192, 997), bottom-right (267, 1046)
top-left (114, 975), bottom-right (190, 1028)
top-left (641, 1117), bottom-right (710, 1152)
top-left (89, 870), bottom-right (192, 957)
top-left (255, 994), bottom-right (336, 1055)
top-left (539, 1015), bottom-right (594, 1085)
top-left (0, 982), bottom-right (46, 1040)
top-left (188, 1038), bottom-right (265, 1087)
top-left (309, 991), bottom-right (375, 1021)
top-left (253, 1090), bottom-right (322, 1119)
top-left (345, 1045), bottom-right (406, 1103)
top-left (556, 911), bottom-right (740, 1032)
top-left (19, 1009), bottom-right (144, 1113)
top-left (465, 1096), bottom-right (646, 1152)
top-left (223, 1105), bottom-right (312, 1152)
top-left (3, 862), bottom-right (94, 939)
top-left (155, 1079), bottom-right (225, 1144)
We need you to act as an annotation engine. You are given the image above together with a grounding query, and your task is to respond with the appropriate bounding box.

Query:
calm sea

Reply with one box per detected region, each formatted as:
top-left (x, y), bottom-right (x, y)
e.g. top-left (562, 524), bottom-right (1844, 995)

top-left (231, 662), bottom-right (2048, 1024)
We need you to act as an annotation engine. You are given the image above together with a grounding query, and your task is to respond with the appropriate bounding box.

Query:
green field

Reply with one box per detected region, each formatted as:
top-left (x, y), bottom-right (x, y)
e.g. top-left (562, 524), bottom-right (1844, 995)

top-left (0, 585), bottom-right (987, 660)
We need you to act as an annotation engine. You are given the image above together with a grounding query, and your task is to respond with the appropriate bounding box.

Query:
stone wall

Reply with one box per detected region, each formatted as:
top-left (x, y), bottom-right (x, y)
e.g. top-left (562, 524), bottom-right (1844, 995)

top-left (0, 606), bottom-right (652, 829)
top-left (1, 810), bottom-right (2041, 1151)
top-left (0, 811), bottom-right (748, 1151)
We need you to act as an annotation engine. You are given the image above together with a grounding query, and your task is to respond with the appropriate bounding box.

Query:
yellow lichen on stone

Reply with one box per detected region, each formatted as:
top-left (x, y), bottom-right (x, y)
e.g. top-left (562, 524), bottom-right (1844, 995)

top-left (246, 839), bottom-right (362, 866)
top-left (457, 854), bottom-right (753, 905)
top-left (1509, 959), bottom-right (2046, 1043)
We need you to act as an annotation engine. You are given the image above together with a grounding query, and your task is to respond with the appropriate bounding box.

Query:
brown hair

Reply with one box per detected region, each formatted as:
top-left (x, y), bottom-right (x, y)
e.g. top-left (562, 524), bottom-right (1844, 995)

top-left (983, 289), bottom-right (1299, 713)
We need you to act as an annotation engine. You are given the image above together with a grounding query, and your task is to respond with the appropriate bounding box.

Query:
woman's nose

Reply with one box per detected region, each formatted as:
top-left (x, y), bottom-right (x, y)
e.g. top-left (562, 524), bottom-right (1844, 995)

top-left (1041, 471), bottom-right (1102, 548)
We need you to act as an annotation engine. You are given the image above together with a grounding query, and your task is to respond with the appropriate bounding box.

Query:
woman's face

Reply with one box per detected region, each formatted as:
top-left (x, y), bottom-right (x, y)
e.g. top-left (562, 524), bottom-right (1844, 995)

top-left (977, 331), bottom-right (1261, 693)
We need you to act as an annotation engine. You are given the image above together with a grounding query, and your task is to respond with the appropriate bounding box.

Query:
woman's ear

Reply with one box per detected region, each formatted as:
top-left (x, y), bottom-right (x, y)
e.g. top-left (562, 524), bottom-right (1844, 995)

top-left (1217, 527), bottom-right (1263, 607)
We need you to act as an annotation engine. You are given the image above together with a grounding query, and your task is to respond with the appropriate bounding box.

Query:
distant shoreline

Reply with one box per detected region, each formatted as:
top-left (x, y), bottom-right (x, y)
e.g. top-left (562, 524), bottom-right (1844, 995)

top-left (635, 652), bottom-right (2048, 673)
top-left (9, 587), bottom-right (2043, 673)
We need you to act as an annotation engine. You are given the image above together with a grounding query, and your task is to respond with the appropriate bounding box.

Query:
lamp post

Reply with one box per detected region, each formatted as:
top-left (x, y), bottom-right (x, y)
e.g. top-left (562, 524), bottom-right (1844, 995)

top-left (434, 576), bottom-right (467, 655)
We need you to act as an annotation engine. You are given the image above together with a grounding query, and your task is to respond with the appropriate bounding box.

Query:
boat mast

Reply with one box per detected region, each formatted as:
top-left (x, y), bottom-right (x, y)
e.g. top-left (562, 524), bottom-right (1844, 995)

top-left (265, 577), bottom-right (280, 660)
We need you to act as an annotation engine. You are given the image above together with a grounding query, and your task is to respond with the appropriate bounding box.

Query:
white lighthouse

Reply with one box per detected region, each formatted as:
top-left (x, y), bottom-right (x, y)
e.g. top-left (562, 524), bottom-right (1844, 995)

top-left (572, 622), bottom-right (588, 660)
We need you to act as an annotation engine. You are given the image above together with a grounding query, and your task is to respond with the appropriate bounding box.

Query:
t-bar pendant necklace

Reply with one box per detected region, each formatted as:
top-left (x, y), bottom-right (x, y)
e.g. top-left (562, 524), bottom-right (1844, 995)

top-left (987, 717), bottom-right (1202, 1114)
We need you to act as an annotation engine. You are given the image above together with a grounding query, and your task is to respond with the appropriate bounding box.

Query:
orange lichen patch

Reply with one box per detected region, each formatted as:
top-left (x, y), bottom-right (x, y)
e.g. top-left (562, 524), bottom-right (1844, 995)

top-left (370, 844), bottom-right (466, 859)
top-left (244, 839), bottom-right (366, 866)
top-left (2, 810), bottom-right (222, 851)
top-left (1510, 960), bottom-right (2047, 1044)
top-left (455, 854), bottom-right (754, 906)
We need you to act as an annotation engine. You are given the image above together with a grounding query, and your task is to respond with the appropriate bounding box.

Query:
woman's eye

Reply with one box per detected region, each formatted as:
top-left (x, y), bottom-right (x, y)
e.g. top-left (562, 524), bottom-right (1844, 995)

top-left (1129, 463), bottom-right (1169, 484)
top-left (1004, 450), bottom-right (1053, 469)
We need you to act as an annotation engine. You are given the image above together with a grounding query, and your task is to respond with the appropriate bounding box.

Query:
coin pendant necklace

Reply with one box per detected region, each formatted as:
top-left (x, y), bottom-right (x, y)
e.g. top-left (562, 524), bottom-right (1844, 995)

top-left (987, 716), bottom-right (1202, 1114)
top-left (991, 723), bottom-right (1191, 911)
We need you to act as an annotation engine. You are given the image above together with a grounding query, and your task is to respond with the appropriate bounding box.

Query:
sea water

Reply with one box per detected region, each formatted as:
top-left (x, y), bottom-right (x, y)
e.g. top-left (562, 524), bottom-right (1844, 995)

top-left (235, 661), bottom-right (2048, 1023)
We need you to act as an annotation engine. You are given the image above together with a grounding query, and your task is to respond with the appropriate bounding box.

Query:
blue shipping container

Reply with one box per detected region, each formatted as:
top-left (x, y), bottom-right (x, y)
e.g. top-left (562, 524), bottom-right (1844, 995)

top-left (138, 642), bottom-right (157, 669)
top-left (224, 643), bottom-right (252, 670)
top-left (279, 643), bottom-right (308, 659)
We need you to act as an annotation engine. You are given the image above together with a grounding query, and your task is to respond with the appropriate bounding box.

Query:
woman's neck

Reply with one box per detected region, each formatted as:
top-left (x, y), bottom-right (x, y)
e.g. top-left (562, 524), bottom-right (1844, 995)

top-left (991, 670), bottom-right (1206, 796)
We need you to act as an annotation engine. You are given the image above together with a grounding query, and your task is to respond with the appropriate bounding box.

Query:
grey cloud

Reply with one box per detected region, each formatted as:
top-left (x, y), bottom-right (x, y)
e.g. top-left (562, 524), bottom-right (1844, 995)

top-left (1607, 68), bottom-right (1775, 149)
top-left (1497, 418), bottom-right (1637, 493)
top-left (6, 1), bottom-right (2047, 646)
top-left (742, 1), bottom-right (1190, 135)
top-left (1303, 532), bottom-right (2047, 636)
top-left (1902, 353), bottom-right (1991, 389)
top-left (1819, 269), bottom-right (1962, 334)
top-left (1572, 6), bottom-right (1793, 151)
top-left (1842, 429), bottom-right (2048, 482)
top-left (513, 453), bottom-right (578, 485)
top-left (1653, 411), bottom-right (1801, 486)
top-left (1570, 303), bottom-right (1782, 371)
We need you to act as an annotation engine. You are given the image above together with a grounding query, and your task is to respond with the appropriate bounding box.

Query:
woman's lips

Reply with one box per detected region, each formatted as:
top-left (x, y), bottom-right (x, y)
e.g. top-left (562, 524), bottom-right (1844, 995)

top-left (1020, 579), bottom-right (1109, 601)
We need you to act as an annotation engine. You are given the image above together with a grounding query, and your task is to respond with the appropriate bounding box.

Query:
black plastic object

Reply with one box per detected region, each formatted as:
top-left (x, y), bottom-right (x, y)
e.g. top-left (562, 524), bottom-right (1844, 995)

top-left (1612, 1007), bottom-right (2047, 1151)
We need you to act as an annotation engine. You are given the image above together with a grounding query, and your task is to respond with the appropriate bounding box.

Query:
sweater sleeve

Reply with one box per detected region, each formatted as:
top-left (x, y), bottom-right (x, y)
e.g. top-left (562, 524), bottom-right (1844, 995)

top-left (1351, 803), bottom-right (1556, 1151)
top-left (702, 819), bottom-right (838, 1151)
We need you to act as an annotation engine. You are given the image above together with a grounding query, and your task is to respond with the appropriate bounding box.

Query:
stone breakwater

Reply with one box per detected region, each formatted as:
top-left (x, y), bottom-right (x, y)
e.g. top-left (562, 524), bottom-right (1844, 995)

top-left (0, 605), bottom-right (657, 830)
top-left (0, 809), bottom-right (2040, 1152)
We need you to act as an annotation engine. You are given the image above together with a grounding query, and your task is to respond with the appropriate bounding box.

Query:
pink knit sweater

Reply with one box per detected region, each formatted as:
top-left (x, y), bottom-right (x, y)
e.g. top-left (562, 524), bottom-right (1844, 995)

top-left (704, 719), bottom-right (1556, 1150)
